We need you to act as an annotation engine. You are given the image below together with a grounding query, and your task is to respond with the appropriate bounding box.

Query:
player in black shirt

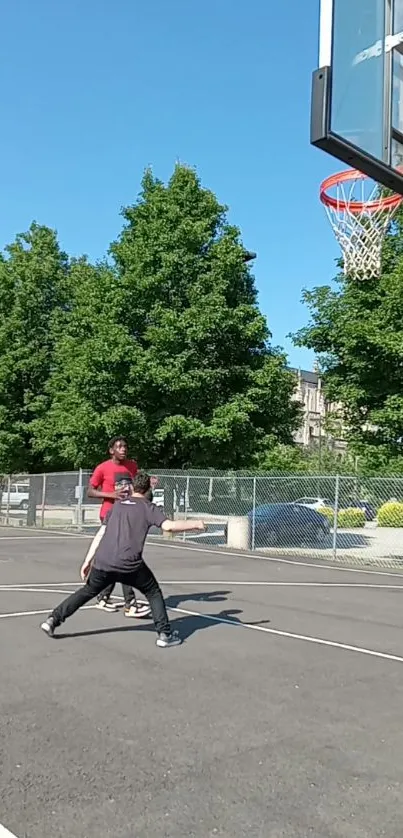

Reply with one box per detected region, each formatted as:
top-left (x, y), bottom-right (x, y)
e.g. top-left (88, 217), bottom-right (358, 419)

top-left (41, 472), bottom-right (205, 648)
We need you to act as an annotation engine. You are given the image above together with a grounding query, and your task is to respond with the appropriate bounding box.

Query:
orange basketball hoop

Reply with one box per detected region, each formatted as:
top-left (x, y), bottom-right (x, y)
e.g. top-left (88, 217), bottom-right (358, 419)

top-left (320, 169), bottom-right (402, 279)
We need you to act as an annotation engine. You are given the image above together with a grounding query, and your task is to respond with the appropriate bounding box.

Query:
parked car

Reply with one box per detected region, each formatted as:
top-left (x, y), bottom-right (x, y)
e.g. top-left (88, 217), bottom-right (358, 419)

top-left (150, 488), bottom-right (190, 511)
top-left (294, 496), bottom-right (333, 510)
top-left (247, 503), bottom-right (330, 547)
top-left (152, 489), bottom-right (165, 508)
top-left (1, 482), bottom-right (30, 510)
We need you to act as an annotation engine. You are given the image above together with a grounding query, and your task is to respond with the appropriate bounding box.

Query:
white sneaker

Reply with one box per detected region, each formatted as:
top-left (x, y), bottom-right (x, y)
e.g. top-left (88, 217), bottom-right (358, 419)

top-left (124, 603), bottom-right (152, 618)
top-left (96, 598), bottom-right (118, 612)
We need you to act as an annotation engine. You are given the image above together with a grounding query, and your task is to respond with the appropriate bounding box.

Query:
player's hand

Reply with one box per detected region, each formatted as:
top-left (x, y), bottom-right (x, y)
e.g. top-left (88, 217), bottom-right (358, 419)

top-left (112, 489), bottom-right (128, 500)
top-left (80, 561), bottom-right (91, 582)
top-left (194, 520), bottom-right (207, 532)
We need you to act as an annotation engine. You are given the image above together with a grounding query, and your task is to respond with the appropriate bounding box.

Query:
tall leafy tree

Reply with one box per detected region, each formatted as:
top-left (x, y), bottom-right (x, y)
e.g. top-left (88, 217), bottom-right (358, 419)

top-left (293, 207), bottom-right (403, 467)
top-left (0, 224), bottom-right (68, 472)
top-left (35, 165), bottom-right (300, 469)
top-left (32, 257), bottom-right (147, 467)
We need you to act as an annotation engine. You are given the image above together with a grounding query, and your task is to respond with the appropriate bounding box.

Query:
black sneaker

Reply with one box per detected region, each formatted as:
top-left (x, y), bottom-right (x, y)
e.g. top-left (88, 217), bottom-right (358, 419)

top-left (155, 630), bottom-right (181, 648)
top-left (41, 616), bottom-right (56, 637)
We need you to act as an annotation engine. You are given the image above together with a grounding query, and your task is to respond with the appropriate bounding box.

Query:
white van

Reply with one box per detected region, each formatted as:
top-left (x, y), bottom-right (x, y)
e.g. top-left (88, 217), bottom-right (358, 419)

top-left (1, 483), bottom-right (30, 510)
top-left (152, 489), bottom-right (165, 508)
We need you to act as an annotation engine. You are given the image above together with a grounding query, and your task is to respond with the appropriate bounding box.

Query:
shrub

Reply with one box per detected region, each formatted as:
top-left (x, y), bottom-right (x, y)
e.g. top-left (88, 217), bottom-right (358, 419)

top-left (377, 502), bottom-right (403, 527)
top-left (318, 506), bottom-right (334, 524)
top-left (337, 507), bottom-right (366, 528)
top-left (318, 506), bottom-right (366, 528)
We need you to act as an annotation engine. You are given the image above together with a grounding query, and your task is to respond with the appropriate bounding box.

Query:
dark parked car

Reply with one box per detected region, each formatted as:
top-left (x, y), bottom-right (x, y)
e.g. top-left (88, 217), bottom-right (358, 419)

top-left (247, 503), bottom-right (330, 547)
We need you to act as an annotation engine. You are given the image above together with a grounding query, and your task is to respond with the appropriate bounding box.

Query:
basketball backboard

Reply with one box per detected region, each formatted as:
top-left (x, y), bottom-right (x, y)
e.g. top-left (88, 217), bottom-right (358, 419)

top-left (311, 0), bottom-right (403, 194)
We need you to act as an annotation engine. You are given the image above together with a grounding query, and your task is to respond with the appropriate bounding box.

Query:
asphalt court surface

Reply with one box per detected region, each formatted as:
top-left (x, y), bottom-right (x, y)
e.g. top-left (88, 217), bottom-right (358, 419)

top-left (1, 529), bottom-right (403, 837)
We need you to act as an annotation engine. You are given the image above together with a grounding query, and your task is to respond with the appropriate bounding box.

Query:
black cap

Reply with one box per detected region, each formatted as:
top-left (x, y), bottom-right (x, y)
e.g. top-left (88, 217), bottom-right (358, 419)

top-left (114, 474), bottom-right (133, 489)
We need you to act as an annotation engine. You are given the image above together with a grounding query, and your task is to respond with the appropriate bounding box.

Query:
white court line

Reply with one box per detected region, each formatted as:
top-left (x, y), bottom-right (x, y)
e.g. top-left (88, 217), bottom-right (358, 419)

top-left (0, 823), bottom-right (19, 837)
top-left (0, 605), bottom-right (96, 619)
top-left (2, 597), bottom-right (403, 666)
top-left (158, 581), bottom-right (403, 589)
top-left (2, 580), bottom-right (403, 591)
top-left (162, 603), bottom-right (403, 665)
top-left (0, 588), bottom-right (78, 595)
top-left (157, 581), bottom-right (403, 590)
top-left (148, 538), bottom-right (403, 579)
top-left (0, 535), bottom-right (88, 541)
top-left (0, 582), bottom-right (81, 589)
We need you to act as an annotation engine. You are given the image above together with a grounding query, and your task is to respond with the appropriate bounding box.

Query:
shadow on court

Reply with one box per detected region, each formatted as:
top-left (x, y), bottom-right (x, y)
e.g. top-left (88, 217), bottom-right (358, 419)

top-left (55, 608), bottom-right (242, 641)
top-left (54, 592), bottom-right (272, 642)
top-left (165, 589), bottom-right (231, 607)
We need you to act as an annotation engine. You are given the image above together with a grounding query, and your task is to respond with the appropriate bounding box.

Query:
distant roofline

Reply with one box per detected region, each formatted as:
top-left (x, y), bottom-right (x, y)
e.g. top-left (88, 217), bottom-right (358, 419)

top-left (289, 367), bottom-right (320, 385)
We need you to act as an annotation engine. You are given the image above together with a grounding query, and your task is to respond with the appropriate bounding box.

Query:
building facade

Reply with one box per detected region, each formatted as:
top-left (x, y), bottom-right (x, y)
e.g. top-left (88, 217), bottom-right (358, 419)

top-left (291, 368), bottom-right (346, 452)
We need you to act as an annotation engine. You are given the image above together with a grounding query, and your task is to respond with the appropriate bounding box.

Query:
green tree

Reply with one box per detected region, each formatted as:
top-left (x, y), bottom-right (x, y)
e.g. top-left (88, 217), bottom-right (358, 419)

top-left (34, 165), bottom-right (300, 469)
top-left (31, 257), bottom-right (148, 467)
top-left (0, 223), bottom-right (68, 472)
top-left (293, 207), bottom-right (403, 469)
top-left (256, 443), bottom-right (358, 475)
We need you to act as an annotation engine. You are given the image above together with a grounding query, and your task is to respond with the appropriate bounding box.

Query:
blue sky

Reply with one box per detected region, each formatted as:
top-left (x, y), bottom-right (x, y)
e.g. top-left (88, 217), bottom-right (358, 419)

top-left (1, 0), bottom-right (340, 368)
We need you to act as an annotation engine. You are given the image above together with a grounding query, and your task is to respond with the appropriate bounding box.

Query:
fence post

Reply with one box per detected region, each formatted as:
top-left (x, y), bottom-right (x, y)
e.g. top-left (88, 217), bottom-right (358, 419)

top-left (77, 469), bottom-right (83, 531)
top-left (251, 476), bottom-right (257, 551)
top-left (332, 474), bottom-right (339, 561)
top-left (40, 474), bottom-right (47, 529)
top-left (183, 475), bottom-right (190, 541)
top-left (5, 475), bottom-right (11, 526)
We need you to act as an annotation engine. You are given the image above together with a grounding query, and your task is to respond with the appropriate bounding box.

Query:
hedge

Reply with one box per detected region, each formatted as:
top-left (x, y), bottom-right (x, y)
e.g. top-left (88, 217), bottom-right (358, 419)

top-left (377, 501), bottom-right (403, 527)
top-left (319, 506), bottom-right (334, 524)
top-left (337, 507), bottom-right (366, 528)
top-left (318, 506), bottom-right (366, 528)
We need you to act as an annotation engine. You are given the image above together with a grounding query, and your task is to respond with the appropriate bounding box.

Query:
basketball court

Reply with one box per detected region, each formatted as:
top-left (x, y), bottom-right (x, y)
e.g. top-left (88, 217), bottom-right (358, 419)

top-left (2, 1), bottom-right (403, 836)
top-left (1, 528), bottom-right (403, 837)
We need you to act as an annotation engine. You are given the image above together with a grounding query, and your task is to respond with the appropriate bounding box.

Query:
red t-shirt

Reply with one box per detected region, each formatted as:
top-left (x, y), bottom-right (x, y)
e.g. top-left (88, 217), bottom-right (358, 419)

top-left (89, 458), bottom-right (138, 521)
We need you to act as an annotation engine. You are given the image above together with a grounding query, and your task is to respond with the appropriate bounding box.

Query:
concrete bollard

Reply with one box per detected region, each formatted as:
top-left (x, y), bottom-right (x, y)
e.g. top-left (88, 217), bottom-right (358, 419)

top-left (226, 516), bottom-right (250, 550)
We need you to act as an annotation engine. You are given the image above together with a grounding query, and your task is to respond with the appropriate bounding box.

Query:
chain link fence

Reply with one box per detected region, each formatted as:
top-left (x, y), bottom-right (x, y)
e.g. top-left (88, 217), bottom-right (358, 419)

top-left (2, 470), bottom-right (403, 569)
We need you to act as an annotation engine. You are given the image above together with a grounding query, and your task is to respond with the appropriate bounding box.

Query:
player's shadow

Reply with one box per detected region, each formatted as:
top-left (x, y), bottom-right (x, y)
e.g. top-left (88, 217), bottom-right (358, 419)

top-left (55, 590), bottom-right (271, 641)
top-left (112, 589), bottom-right (231, 610)
top-left (55, 609), bottom-right (243, 641)
top-left (164, 590), bottom-right (231, 608)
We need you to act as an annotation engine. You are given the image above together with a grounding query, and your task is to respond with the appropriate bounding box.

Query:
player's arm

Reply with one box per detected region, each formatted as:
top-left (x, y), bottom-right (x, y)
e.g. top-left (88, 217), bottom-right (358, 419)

top-left (80, 524), bottom-right (107, 581)
top-left (148, 505), bottom-right (206, 534)
top-left (87, 466), bottom-right (124, 501)
top-left (161, 519), bottom-right (206, 533)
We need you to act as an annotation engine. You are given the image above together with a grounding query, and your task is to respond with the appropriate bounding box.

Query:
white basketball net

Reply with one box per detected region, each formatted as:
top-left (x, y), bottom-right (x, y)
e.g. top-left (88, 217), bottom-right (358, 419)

top-left (322, 175), bottom-right (402, 280)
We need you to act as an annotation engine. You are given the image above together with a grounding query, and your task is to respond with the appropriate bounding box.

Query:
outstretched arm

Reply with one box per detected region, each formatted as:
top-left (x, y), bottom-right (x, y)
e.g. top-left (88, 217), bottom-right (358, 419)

top-left (161, 519), bottom-right (206, 533)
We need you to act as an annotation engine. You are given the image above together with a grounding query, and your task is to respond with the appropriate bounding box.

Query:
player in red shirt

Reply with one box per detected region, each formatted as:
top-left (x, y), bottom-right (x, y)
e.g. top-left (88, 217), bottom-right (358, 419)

top-left (86, 436), bottom-right (151, 617)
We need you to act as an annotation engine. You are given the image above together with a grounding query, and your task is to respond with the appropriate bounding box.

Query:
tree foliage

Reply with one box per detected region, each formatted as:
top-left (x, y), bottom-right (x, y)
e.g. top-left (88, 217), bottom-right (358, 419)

top-left (293, 206), bottom-right (403, 470)
top-left (23, 165), bottom-right (300, 470)
top-left (0, 224), bottom-right (68, 472)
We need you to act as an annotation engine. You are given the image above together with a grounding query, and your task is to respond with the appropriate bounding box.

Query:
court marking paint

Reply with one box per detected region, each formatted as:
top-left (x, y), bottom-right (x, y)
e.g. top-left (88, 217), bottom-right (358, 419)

top-left (0, 605), bottom-right (96, 619)
top-left (148, 538), bottom-right (403, 579)
top-left (1, 580), bottom-right (403, 591)
top-left (1, 589), bottom-right (403, 666)
top-left (0, 823), bottom-right (20, 838)
top-left (0, 534), bottom-right (88, 540)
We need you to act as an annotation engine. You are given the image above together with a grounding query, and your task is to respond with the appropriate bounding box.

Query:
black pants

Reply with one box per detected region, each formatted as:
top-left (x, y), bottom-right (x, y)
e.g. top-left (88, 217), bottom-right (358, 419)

top-left (51, 563), bottom-right (170, 635)
top-left (97, 581), bottom-right (135, 606)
